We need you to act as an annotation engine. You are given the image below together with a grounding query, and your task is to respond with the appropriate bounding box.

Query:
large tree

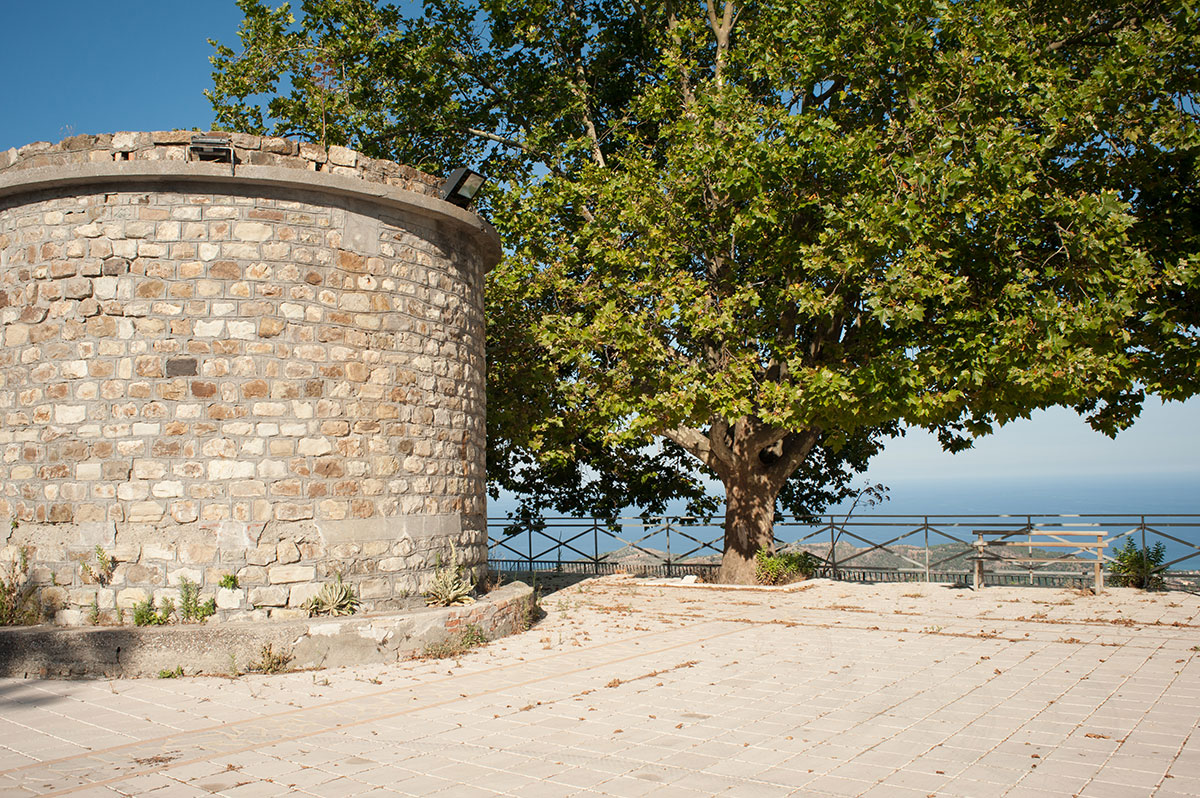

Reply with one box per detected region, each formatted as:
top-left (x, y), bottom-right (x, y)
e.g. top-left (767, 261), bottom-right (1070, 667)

top-left (211, 0), bottom-right (1198, 582)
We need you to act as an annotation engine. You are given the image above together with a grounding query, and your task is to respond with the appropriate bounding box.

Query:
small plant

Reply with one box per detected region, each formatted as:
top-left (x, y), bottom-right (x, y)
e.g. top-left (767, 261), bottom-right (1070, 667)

top-left (423, 624), bottom-right (487, 659)
top-left (218, 573), bottom-right (239, 590)
top-left (303, 574), bottom-right (361, 617)
top-left (158, 666), bottom-right (184, 679)
top-left (1, 540), bottom-right (40, 627)
top-left (178, 577), bottom-right (217, 622)
top-left (754, 548), bottom-right (820, 585)
top-left (424, 542), bottom-right (476, 607)
top-left (132, 595), bottom-right (173, 626)
top-left (81, 546), bottom-right (115, 586)
top-left (88, 596), bottom-right (101, 626)
top-left (1108, 539), bottom-right (1167, 589)
top-left (248, 644), bottom-right (291, 674)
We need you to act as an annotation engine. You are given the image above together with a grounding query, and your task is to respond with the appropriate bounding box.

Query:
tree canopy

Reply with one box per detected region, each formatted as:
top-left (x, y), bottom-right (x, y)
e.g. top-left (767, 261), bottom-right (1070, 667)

top-left (211, 0), bottom-right (1199, 581)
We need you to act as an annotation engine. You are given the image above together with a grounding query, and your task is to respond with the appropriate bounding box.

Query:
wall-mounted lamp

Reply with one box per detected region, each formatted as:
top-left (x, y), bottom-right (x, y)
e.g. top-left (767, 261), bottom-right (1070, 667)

top-left (441, 167), bottom-right (487, 208)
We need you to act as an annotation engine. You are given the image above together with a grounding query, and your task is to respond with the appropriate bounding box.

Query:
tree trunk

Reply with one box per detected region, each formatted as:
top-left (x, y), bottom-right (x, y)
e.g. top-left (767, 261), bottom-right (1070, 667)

top-left (716, 470), bottom-right (779, 584)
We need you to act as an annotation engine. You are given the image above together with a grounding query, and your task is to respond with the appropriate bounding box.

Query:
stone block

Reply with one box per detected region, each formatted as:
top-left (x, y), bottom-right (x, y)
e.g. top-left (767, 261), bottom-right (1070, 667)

top-left (167, 568), bottom-right (203, 586)
top-left (288, 582), bottom-right (322, 607)
top-left (116, 587), bottom-right (149, 609)
top-left (238, 565), bottom-right (269, 584)
top-left (245, 545), bottom-right (276, 567)
top-left (258, 317), bottom-right (286, 338)
top-left (127, 501), bottom-right (165, 523)
top-left (269, 564), bottom-right (315, 584)
top-left (327, 145), bottom-right (357, 167)
top-left (62, 277), bottom-right (93, 299)
top-left (298, 437), bottom-right (332, 456)
top-left (247, 585), bottom-right (288, 607)
top-left (141, 544), bottom-right (175, 561)
top-left (216, 587), bottom-right (242, 609)
top-left (132, 459), bottom-right (167, 480)
top-left (170, 502), bottom-right (200, 523)
top-left (54, 405), bottom-right (87, 424)
top-left (276, 539), bottom-right (301, 564)
top-left (181, 543), bottom-right (217, 564)
top-left (275, 503), bottom-right (314, 521)
top-left (152, 481), bottom-right (185, 498)
top-left (165, 357), bottom-right (198, 376)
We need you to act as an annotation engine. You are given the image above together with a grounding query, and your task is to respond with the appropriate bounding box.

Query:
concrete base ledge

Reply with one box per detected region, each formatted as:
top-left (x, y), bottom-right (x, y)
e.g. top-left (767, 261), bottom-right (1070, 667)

top-left (0, 582), bottom-right (533, 679)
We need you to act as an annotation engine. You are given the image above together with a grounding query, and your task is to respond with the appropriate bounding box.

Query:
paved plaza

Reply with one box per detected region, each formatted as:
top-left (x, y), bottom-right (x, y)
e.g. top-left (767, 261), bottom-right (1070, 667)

top-left (1, 575), bottom-right (1197, 797)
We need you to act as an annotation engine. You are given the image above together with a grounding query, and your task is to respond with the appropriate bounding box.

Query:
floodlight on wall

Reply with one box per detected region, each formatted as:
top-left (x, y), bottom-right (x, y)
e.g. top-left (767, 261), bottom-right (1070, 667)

top-left (441, 167), bottom-right (487, 208)
top-left (189, 135), bottom-right (235, 175)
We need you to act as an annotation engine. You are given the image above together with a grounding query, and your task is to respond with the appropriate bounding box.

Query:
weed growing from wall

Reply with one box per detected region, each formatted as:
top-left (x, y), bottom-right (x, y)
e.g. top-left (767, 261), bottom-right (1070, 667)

top-left (425, 542), bottom-right (476, 607)
top-left (1, 535), bottom-right (39, 626)
top-left (132, 596), bottom-right (174, 626)
top-left (178, 578), bottom-right (216, 622)
top-left (80, 546), bottom-right (115, 586)
top-left (303, 574), bottom-right (361, 617)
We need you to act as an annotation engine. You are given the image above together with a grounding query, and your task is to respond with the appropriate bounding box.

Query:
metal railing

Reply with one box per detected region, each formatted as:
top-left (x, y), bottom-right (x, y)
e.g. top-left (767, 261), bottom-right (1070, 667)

top-left (487, 514), bottom-right (1200, 587)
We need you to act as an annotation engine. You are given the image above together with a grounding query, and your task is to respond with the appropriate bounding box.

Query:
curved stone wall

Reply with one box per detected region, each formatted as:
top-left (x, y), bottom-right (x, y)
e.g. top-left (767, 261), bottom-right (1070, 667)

top-left (0, 132), bottom-right (499, 624)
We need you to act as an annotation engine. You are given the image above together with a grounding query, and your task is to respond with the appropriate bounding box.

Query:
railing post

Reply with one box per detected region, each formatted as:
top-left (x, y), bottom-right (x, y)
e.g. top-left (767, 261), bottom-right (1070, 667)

top-left (666, 518), bottom-right (673, 578)
top-left (528, 523), bottom-right (534, 573)
top-left (1141, 516), bottom-right (1147, 563)
top-left (592, 518), bottom-right (600, 576)
top-left (924, 517), bottom-right (930, 583)
top-left (829, 515), bottom-right (838, 580)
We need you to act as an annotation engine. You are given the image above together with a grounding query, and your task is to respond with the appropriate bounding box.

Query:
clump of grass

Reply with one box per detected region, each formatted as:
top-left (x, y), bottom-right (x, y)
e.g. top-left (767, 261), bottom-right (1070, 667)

top-left (132, 595), bottom-right (173, 626)
top-left (303, 574), bottom-right (361, 617)
top-left (218, 573), bottom-right (239, 590)
top-left (1, 537), bottom-right (40, 627)
top-left (178, 577), bottom-right (216, 622)
top-left (424, 543), bottom-right (476, 607)
top-left (158, 666), bottom-right (184, 679)
top-left (754, 548), bottom-right (820, 585)
top-left (423, 624), bottom-right (487, 659)
top-left (248, 644), bottom-right (291, 674)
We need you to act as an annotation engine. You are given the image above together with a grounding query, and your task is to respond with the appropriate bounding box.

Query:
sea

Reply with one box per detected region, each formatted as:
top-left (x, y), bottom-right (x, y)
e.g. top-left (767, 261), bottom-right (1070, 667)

top-left (486, 471), bottom-right (1200, 571)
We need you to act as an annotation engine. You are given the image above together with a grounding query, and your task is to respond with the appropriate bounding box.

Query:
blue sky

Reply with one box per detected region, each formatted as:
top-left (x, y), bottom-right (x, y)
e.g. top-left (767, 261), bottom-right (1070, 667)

top-left (2, 1), bottom-right (1196, 512)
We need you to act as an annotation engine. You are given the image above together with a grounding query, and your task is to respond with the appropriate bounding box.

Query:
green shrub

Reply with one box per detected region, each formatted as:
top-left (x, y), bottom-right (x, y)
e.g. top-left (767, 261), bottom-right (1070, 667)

top-left (218, 573), bottom-right (239, 590)
top-left (1108, 538), bottom-right (1166, 589)
top-left (132, 595), bottom-right (173, 626)
top-left (158, 666), bottom-right (184, 679)
top-left (178, 577), bottom-right (216, 622)
top-left (303, 574), bottom-right (361, 617)
top-left (754, 548), bottom-right (820, 585)
top-left (1, 541), bottom-right (40, 627)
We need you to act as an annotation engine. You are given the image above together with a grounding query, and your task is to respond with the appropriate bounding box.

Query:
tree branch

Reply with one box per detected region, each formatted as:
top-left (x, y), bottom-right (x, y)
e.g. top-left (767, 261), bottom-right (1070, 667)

top-left (770, 430), bottom-right (820, 487)
top-left (467, 127), bottom-right (534, 153)
top-left (663, 425), bottom-right (730, 476)
top-left (705, 0), bottom-right (735, 87)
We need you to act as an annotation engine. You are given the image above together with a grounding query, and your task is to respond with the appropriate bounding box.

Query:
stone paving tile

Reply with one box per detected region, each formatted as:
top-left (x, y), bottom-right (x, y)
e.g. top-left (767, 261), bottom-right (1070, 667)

top-left (2, 576), bottom-right (1198, 796)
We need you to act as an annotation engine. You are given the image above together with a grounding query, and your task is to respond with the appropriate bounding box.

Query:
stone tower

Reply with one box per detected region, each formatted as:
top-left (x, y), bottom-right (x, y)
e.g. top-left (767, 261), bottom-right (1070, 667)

top-left (0, 131), bottom-right (499, 624)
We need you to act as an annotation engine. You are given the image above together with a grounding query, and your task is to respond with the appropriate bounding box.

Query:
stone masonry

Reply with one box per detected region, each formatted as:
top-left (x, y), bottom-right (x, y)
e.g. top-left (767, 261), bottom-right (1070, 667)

top-left (0, 132), bottom-right (500, 624)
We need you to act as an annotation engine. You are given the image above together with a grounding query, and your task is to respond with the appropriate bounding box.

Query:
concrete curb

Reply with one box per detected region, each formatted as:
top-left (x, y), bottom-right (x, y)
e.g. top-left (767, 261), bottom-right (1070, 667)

top-left (0, 582), bottom-right (533, 679)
